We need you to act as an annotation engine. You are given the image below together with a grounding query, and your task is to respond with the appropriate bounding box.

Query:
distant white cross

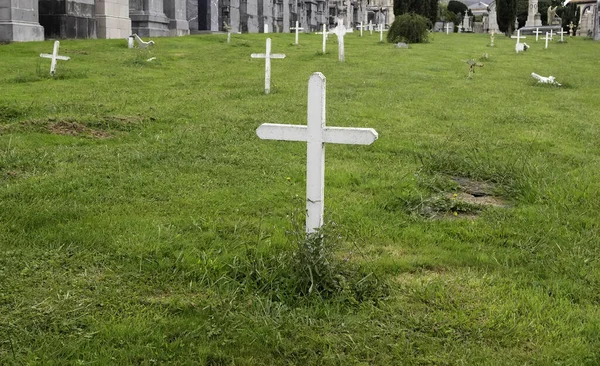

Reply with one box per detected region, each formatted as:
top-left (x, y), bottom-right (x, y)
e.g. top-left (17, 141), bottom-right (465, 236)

top-left (511, 29), bottom-right (527, 53)
top-left (251, 38), bottom-right (286, 94)
top-left (291, 21), bottom-right (304, 45)
top-left (315, 24), bottom-right (328, 53)
top-left (356, 21), bottom-right (365, 36)
top-left (542, 32), bottom-right (551, 49)
top-left (39, 41), bottom-right (70, 76)
top-left (332, 21), bottom-right (347, 62)
top-left (532, 27), bottom-right (542, 41)
top-left (223, 22), bottom-right (232, 43)
top-left (256, 72), bottom-right (378, 235)
top-left (549, 29), bottom-right (554, 39)
top-left (379, 23), bottom-right (384, 42)
top-left (369, 20), bottom-right (373, 35)
top-left (557, 28), bottom-right (567, 42)
top-left (445, 23), bottom-right (452, 35)
top-left (490, 30), bottom-right (495, 46)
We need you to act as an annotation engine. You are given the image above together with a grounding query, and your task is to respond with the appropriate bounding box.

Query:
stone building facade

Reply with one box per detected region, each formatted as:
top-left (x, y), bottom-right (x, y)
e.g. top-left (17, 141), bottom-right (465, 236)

top-left (1, 0), bottom-right (386, 42)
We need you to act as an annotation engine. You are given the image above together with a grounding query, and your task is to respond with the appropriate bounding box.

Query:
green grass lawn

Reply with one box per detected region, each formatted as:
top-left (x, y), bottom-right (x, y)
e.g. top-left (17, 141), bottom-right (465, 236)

top-left (1, 31), bottom-right (599, 364)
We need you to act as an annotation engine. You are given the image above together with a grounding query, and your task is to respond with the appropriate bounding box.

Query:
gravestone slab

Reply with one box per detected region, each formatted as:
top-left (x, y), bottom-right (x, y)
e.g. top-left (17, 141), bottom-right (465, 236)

top-left (0, 0), bottom-right (45, 41)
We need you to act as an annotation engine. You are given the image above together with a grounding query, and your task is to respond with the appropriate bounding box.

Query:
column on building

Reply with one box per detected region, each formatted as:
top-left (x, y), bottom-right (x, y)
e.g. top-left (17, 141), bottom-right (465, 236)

top-left (97, 0), bottom-right (132, 38)
top-left (164, 0), bottom-right (190, 35)
top-left (39, 0), bottom-right (96, 38)
top-left (0, 0), bottom-right (45, 41)
top-left (130, 0), bottom-right (170, 36)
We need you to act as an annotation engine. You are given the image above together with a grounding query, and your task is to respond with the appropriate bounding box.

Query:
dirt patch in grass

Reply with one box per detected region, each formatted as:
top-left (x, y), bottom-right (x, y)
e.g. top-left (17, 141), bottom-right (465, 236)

top-left (47, 120), bottom-right (111, 138)
top-left (62, 49), bottom-right (89, 55)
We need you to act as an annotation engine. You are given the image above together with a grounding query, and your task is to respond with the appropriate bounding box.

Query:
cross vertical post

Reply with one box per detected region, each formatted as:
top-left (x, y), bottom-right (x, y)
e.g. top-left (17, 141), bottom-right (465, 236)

top-left (379, 23), bottom-right (384, 42)
top-left (369, 20), bottom-right (373, 35)
top-left (446, 23), bottom-right (451, 35)
top-left (255, 72), bottom-right (378, 235)
top-left (321, 24), bottom-right (326, 53)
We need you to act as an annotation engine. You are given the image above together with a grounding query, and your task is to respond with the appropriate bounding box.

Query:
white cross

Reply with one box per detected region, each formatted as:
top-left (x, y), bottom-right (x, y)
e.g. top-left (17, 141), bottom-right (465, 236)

top-left (256, 72), bottom-right (378, 235)
top-left (250, 38), bottom-right (286, 94)
top-left (39, 41), bottom-right (70, 76)
top-left (264, 24), bottom-right (269, 33)
top-left (445, 23), bottom-right (452, 35)
top-left (379, 23), bottom-right (385, 42)
top-left (369, 20), bottom-right (373, 35)
top-left (223, 22), bottom-right (232, 43)
top-left (532, 27), bottom-right (542, 41)
top-left (542, 32), bottom-right (551, 49)
top-left (315, 24), bottom-right (328, 53)
top-left (490, 30), bottom-right (495, 46)
top-left (549, 29), bottom-right (554, 39)
top-left (511, 30), bottom-right (526, 53)
top-left (356, 21), bottom-right (365, 36)
top-left (332, 21), bottom-right (347, 62)
top-left (557, 28), bottom-right (567, 42)
top-left (291, 21), bottom-right (304, 45)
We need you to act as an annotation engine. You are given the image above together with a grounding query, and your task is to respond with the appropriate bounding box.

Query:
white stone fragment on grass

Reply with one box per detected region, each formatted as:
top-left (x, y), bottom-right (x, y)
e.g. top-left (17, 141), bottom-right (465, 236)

top-left (39, 41), bottom-right (70, 76)
top-left (256, 72), bottom-right (378, 234)
top-left (133, 33), bottom-right (155, 48)
top-left (531, 72), bottom-right (561, 86)
top-left (250, 38), bottom-right (286, 94)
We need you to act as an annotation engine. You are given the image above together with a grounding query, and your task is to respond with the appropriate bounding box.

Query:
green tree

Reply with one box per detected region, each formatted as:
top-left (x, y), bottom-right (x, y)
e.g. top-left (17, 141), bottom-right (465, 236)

top-left (447, 1), bottom-right (468, 16)
top-left (393, 0), bottom-right (439, 25)
top-left (496, 0), bottom-right (518, 35)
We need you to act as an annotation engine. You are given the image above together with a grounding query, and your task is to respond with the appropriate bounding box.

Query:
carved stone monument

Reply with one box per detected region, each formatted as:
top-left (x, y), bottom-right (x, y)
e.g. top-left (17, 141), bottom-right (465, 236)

top-left (525, 0), bottom-right (542, 27)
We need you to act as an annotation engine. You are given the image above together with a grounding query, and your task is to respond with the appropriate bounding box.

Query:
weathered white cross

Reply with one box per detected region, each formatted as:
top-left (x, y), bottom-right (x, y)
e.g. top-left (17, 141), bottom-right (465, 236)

top-left (511, 29), bottom-right (527, 53)
top-left (256, 72), bottom-right (378, 235)
top-left (557, 28), bottom-right (567, 42)
top-left (542, 32), bottom-right (551, 49)
top-left (251, 38), bottom-right (286, 94)
top-left (532, 27), bottom-right (542, 41)
top-left (549, 29), bottom-right (554, 39)
top-left (445, 23), bottom-right (452, 35)
top-left (568, 21), bottom-right (574, 36)
top-left (291, 21), bottom-right (304, 45)
top-left (369, 20), bottom-right (373, 35)
top-left (223, 22), bottom-right (233, 43)
top-left (378, 23), bottom-right (385, 42)
top-left (39, 41), bottom-right (70, 76)
top-left (315, 24), bottom-right (328, 53)
top-left (332, 21), bottom-right (347, 62)
top-left (356, 21), bottom-right (365, 36)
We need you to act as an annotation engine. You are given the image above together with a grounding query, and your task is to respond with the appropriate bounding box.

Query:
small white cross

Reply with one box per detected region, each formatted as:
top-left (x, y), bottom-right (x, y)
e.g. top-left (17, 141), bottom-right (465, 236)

top-left (39, 41), bottom-right (70, 76)
top-left (445, 23), bottom-right (452, 35)
top-left (379, 23), bottom-right (385, 42)
top-left (542, 32), bottom-right (551, 49)
top-left (532, 27), bottom-right (542, 41)
top-left (356, 21), bottom-right (365, 37)
top-left (315, 24), bottom-right (328, 53)
top-left (332, 21), bottom-right (347, 62)
top-left (549, 29), bottom-right (554, 39)
top-left (256, 72), bottom-right (378, 235)
top-left (291, 21), bottom-right (304, 45)
top-left (369, 20), bottom-right (373, 35)
top-left (251, 38), bottom-right (286, 94)
top-left (557, 28), bottom-right (567, 42)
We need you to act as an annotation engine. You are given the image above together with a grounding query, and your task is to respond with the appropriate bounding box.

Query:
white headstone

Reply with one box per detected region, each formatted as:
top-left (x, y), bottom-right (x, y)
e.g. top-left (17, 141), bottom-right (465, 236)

top-left (264, 24), bottom-right (269, 33)
top-left (316, 24), bottom-right (327, 53)
top-left (256, 72), bottom-right (378, 234)
top-left (369, 20), bottom-right (373, 35)
top-left (128, 36), bottom-right (134, 48)
top-left (39, 41), bottom-right (70, 76)
top-left (332, 21), bottom-right (347, 62)
top-left (250, 38), bottom-right (286, 94)
top-left (291, 21), bottom-right (304, 45)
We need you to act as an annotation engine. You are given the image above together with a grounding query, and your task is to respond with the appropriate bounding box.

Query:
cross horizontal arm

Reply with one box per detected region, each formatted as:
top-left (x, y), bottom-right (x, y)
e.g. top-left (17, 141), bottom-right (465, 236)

top-left (40, 53), bottom-right (70, 61)
top-left (251, 53), bottom-right (286, 59)
top-left (256, 123), bottom-right (307, 141)
top-left (323, 127), bottom-right (378, 145)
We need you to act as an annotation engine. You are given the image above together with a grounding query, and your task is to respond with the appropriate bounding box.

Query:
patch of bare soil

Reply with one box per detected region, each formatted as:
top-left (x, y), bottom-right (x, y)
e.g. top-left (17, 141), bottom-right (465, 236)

top-left (48, 121), bottom-right (111, 138)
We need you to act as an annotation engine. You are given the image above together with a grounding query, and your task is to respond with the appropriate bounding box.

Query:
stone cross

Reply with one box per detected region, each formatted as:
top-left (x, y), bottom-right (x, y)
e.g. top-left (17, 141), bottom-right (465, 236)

top-left (332, 21), bottom-right (347, 62)
top-left (291, 21), bottom-right (304, 45)
top-left (251, 38), bottom-right (286, 94)
top-left (490, 30), bottom-right (495, 46)
top-left (264, 24), bottom-right (269, 33)
top-left (557, 28), bottom-right (567, 42)
top-left (542, 32), bottom-right (551, 49)
top-left (223, 22), bottom-right (232, 43)
top-left (532, 27), bottom-right (542, 41)
top-left (256, 72), bottom-right (378, 235)
top-left (569, 21), bottom-right (574, 36)
top-left (39, 41), bottom-right (70, 76)
top-left (446, 23), bottom-right (452, 35)
top-left (315, 24), bottom-right (327, 53)
top-left (369, 20), bottom-right (373, 35)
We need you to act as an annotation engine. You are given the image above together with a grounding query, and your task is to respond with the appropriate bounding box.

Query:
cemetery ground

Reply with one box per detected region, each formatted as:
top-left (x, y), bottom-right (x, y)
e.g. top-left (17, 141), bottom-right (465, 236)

top-left (0, 32), bottom-right (599, 364)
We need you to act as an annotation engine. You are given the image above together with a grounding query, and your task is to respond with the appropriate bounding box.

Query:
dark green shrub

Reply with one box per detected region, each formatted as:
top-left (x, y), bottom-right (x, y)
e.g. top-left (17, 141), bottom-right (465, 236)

top-left (387, 13), bottom-right (432, 44)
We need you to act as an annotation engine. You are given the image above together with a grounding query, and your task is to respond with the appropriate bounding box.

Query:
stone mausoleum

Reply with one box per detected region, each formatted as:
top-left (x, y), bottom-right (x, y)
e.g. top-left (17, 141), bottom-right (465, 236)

top-left (0, 0), bottom-right (394, 42)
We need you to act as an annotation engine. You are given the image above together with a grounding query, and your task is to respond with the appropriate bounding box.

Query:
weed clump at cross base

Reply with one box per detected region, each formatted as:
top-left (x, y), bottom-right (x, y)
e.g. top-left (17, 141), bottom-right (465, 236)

top-left (234, 216), bottom-right (389, 305)
top-left (387, 13), bottom-right (432, 44)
